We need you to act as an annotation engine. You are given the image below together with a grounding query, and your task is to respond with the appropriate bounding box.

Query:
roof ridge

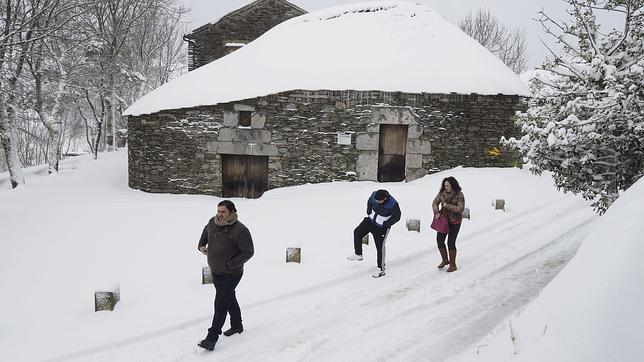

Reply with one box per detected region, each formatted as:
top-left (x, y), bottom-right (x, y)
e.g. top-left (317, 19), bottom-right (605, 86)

top-left (187, 0), bottom-right (306, 37)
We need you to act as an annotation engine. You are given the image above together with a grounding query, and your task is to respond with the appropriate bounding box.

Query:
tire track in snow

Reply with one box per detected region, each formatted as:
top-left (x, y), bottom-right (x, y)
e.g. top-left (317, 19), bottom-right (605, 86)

top-left (261, 204), bottom-right (595, 361)
top-left (381, 216), bottom-right (594, 361)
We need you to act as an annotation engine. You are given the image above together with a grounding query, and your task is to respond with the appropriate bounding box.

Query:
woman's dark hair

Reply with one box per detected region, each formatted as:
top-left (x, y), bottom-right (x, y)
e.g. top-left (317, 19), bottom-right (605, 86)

top-left (218, 200), bottom-right (237, 213)
top-left (440, 177), bottom-right (462, 193)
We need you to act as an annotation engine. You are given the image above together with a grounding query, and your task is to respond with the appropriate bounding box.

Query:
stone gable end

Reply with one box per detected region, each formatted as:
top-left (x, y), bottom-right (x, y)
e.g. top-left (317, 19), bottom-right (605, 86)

top-left (185, 0), bottom-right (307, 70)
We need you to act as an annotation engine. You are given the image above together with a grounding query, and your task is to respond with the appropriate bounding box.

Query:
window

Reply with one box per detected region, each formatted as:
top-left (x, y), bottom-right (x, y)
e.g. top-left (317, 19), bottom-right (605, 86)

top-left (239, 111), bottom-right (252, 127)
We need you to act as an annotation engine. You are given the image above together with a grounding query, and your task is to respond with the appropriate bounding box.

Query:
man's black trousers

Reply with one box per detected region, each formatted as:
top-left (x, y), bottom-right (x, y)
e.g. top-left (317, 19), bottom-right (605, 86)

top-left (353, 217), bottom-right (390, 270)
top-left (209, 272), bottom-right (243, 335)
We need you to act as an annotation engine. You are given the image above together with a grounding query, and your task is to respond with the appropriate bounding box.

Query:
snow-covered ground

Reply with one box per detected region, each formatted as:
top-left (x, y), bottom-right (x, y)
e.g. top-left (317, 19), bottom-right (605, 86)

top-left (3, 150), bottom-right (630, 361)
top-left (458, 174), bottom-right (644, 362)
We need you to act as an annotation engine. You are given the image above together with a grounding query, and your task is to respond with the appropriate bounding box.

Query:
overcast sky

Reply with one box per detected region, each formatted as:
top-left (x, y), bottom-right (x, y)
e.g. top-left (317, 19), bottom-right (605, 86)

top-left (178, 0), bottom-right (619, 70)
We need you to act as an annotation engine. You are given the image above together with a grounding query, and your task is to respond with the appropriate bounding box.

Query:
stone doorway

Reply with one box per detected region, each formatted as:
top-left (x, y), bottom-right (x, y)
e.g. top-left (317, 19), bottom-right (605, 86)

top-left (356, 106), bottom-right (429, 182)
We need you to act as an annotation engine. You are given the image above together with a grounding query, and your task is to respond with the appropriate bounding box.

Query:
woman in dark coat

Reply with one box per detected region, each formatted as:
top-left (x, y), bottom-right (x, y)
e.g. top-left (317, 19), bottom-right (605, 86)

top-left (432, 176), bottom-right (465, 272)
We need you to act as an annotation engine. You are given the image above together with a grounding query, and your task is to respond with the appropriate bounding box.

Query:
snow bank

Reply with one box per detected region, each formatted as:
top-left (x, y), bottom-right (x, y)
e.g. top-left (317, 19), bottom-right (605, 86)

top-left (467, 176), bottom-right (644, 361)
top-left (124, 0), bottom-right (529, 116)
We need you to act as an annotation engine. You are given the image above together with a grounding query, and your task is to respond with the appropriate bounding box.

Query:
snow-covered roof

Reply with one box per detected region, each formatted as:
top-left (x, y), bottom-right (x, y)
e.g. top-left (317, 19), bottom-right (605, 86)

top-left (124, 1), bottom-right (530, 116)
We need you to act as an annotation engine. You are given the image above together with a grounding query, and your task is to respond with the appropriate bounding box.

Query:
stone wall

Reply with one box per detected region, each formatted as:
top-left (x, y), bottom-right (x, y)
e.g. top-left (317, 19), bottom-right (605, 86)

top-left (186, 0), bottom-right (306, 70)
top-left (127, 90), bottom-right (525, 196)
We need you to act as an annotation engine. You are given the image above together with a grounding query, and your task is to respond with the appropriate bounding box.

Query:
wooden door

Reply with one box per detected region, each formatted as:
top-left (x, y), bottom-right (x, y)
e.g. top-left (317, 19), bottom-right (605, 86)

top-left (221, 154), bottom-right (268, 198)
top-left (378, 124), bottom-right (408, 182)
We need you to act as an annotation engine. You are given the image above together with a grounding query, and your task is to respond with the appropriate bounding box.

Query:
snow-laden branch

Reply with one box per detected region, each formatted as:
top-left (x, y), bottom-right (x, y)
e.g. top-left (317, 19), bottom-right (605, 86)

top-left (608, 2), bottom-right (632, 56)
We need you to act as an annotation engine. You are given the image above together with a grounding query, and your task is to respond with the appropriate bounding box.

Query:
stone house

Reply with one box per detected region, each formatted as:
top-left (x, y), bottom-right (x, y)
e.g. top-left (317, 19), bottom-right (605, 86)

top-left (124, 1), bottom-right (529, 198)
top-left (183, 0), bottom-right (306, 71)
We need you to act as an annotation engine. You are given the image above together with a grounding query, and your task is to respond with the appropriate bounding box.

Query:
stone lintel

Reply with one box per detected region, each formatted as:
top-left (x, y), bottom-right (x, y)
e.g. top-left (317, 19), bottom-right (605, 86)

top-left (234, 104), bottom-right (255, 112)
top-left (217, 141), bottom-right (278, 156)
top-left (371, 106), bottom-right (419, 125)
top-left (218, 128), bottom-right (271, 142)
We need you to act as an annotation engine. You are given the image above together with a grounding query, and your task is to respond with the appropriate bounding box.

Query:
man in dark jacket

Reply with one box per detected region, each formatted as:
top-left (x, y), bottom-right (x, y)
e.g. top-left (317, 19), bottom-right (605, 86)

top-left (197, 200), bottom-right (254, 351)
top-left (347, 189), bottom-right (401, 278)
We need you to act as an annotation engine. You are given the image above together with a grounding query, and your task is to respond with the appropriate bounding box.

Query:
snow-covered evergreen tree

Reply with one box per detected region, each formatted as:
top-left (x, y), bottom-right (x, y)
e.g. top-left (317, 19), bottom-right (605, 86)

top-left (504, 0), bottom-right (644, 214)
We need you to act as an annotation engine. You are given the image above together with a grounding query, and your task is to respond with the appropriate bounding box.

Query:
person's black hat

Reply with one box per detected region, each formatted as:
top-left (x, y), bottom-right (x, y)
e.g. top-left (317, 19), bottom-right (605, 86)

top-left (375, 189), bottom-right (388, 201)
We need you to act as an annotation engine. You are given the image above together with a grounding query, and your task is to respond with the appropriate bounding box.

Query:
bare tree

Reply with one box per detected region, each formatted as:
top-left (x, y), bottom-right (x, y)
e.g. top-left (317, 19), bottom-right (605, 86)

top-left (0, 0), bottom-right (37, 188)
top-left (2, 0), bottom-right (188, 180)
top-left (1, 0), bottom-right (90, 185)
top-left (26, 1), bottom-right (88, 173)
top-left (459, 8), bottom-right (528, 74)
top-left (72, 0), bottom-right (187, 153)
top-left (123, 0), bottom-right (188, 103)
top-left (0, 145), bottom-right (6, 171)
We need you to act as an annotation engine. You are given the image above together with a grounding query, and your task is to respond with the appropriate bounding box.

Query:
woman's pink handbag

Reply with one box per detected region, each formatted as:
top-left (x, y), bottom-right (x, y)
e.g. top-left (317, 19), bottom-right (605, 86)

top-left (430, 216), bottom-right (449, 234)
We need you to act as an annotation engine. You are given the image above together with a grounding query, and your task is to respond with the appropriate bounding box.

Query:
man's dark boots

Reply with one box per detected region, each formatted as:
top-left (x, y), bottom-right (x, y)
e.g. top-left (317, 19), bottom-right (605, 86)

top-left (198, 331), bottom-right (218, 351)
top-left (223, 324), bottom-right (243, 337)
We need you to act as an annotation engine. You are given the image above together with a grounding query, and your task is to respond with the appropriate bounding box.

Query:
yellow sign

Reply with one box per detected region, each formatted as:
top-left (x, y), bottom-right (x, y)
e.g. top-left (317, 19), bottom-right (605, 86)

top-left (487, 147), bottom-right (502, 157)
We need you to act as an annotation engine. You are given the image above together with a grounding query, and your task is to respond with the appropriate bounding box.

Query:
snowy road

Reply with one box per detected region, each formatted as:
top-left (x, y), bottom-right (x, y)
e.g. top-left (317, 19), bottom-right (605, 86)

top-left (50, 196), bottom-right (595, 362)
